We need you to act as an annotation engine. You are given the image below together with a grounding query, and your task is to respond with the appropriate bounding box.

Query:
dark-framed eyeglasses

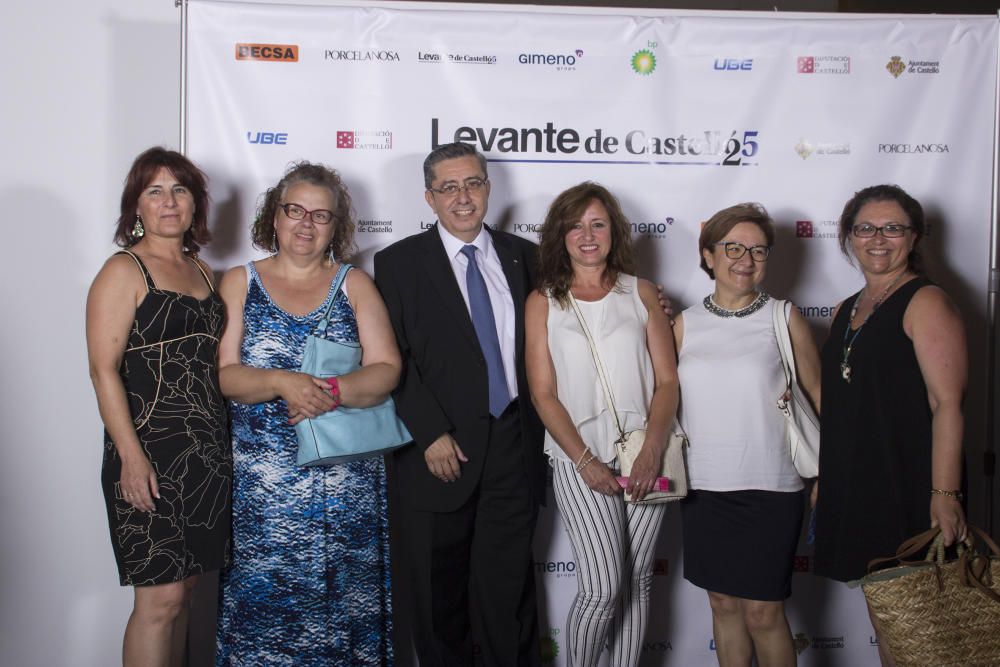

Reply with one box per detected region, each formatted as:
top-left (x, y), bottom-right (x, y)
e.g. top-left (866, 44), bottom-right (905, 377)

top-left (716, 241), bottom-right (771, 261)
top-left (427, 178), bottom-right (489, 197)
top-left (279, 202), bottom-right (334, 225)
top-left (851, 223), bottom-right (912, 238)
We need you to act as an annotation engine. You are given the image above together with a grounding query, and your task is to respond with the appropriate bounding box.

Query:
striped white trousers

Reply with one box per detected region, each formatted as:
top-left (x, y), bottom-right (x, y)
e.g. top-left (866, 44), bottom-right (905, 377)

top-left (551, 458), bottom-right (667, 667)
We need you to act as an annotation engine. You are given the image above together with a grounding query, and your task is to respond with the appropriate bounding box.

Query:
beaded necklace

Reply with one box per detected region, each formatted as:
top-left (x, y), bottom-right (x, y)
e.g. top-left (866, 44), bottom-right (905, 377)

top-left (703, 291), bottom-right (770, 318)
top-left (840, 273), bottom-right (906, 383)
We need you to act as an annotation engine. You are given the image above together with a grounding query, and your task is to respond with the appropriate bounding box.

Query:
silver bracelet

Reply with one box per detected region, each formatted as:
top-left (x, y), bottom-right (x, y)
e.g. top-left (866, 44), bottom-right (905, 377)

top-left (576, 451), bottom-right (596, 473)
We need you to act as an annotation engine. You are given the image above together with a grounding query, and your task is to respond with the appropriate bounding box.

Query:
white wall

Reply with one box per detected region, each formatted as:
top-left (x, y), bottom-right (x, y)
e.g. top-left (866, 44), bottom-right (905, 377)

top-left (2, 2), bottom-right (182, 665)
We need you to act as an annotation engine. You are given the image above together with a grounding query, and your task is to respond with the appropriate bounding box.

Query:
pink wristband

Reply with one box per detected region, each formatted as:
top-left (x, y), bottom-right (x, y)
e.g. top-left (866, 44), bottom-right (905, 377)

top-left (326, 377), bottom-right (342, 408)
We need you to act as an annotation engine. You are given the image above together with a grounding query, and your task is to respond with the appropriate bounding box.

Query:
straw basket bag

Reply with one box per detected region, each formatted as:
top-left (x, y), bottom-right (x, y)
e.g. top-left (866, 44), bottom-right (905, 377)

top-left (860, 526), bottom-right (1000, 667)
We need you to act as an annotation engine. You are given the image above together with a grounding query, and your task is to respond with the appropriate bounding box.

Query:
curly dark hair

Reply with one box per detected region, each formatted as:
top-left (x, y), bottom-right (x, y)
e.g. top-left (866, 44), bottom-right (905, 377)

top-left (838, 184), bottom-right (924, 273)
top-left (251, 162), bottom-right (356, 260)
top-left (698, 203), bottom-right (775, 279)
top-left (537, 182), bottom-right (635, 308)
top-left (115, 147), bottom-right (210, 253)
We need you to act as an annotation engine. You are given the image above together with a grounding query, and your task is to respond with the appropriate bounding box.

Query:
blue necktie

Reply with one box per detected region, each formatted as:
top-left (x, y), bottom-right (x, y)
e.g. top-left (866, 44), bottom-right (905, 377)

top-left (460, 245), bottom-right (511, 417)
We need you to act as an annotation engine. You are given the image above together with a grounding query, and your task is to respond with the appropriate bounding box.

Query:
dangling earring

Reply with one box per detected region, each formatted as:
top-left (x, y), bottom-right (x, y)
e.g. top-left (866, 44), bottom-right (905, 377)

top-left (271, 227), bottom-right (278, 252)
top-left (132, 214), bottom-right (145, 238)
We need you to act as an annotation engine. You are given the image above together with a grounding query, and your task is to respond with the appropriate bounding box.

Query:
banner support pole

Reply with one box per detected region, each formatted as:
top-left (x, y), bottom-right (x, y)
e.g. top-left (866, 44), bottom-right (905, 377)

top-left (178, 0), bottom-right (188, 154)
top-left (984, 11), bottom-right (1000, 536)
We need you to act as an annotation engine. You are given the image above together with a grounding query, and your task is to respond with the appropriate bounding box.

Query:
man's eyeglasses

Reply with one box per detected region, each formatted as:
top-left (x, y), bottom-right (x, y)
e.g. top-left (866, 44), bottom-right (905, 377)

top-left (851, 223), bottom-right (912, 238)
top-left (279, 202), bottom-right (334, 225)
top-left (716, 242), bottom-right (771, 262)
top-left (427, 178), bottom-right (489, 197)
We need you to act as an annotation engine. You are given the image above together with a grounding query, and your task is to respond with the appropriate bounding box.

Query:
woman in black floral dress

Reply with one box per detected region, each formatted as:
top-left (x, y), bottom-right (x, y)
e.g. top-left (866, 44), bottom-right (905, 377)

top-left (86, 147), bottom-right (231, 666)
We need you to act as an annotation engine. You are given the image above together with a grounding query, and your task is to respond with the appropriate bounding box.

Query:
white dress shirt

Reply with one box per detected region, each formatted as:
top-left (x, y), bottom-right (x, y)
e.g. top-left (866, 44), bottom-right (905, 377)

top-left (437, 223), bottom-right (518, 401)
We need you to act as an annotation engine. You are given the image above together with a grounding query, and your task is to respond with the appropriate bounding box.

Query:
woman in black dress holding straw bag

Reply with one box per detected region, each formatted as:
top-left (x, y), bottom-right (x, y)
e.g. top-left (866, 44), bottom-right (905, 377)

top-left (814, 185), bottom-right (967, 666)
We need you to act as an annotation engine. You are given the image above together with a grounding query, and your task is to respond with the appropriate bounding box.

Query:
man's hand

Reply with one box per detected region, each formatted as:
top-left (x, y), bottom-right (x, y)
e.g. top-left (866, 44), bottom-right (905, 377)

top-left (655, 285), bottom-right (675, 323)
top-left (424, 433), bottom-right (469, 482)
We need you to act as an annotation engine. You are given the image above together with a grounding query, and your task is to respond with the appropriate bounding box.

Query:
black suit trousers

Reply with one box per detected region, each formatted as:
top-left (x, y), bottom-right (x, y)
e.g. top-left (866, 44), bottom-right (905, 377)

top-left (397, 403), bottom-right (541, 667)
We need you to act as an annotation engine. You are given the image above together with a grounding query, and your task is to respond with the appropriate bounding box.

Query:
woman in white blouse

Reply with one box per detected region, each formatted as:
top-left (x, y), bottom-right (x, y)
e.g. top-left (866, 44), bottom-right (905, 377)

top-left (525, 182), bottom-right (679, 667)
top-left (674, 203), bottom-right (821, 667)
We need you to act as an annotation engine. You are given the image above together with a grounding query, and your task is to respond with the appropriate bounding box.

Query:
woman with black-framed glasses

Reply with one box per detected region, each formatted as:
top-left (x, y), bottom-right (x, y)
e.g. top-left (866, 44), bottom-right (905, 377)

top-left (813, 184), bottom-right (967, 667)
top-left (214, 162), bottom-right (400, 665)
top-left (673, 202), bottom-right (821, 667)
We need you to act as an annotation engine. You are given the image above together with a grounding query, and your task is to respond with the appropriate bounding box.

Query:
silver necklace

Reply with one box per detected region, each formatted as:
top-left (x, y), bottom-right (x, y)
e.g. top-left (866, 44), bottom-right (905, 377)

top-left (840, 274), bottom-right (906, 383)
top-left (703, 291), bottom-right (770, 318)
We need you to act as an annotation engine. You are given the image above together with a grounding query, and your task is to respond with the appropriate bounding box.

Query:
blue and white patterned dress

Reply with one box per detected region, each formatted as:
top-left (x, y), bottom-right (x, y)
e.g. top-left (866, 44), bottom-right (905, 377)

top-left (216, 262), bottom-right (393, 666)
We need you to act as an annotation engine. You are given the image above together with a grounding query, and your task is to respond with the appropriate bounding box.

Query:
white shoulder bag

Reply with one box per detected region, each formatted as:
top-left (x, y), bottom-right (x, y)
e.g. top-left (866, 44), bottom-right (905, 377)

top-left (568, 293), bottom-right (688, 503)
top-left (771, 299), bottom-right (821, 478)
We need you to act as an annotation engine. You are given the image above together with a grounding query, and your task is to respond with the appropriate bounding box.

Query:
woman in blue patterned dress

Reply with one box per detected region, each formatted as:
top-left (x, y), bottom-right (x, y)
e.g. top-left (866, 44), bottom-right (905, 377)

top-left (215, 163), bottom-right (398, 665)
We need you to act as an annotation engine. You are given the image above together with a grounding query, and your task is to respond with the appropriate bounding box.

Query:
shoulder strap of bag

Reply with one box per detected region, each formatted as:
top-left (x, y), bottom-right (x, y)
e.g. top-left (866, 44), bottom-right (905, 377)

top-left (315, 263), bottom-right (352, 335)
top-left (771, 299), bottom-right (795, 390)
top-left (568, 293), bottom-right (626, 440)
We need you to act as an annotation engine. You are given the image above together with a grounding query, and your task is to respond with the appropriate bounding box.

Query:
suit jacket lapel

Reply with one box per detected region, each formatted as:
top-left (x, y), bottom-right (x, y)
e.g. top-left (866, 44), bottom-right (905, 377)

top-left (419, 225), bottom-right (481, 352)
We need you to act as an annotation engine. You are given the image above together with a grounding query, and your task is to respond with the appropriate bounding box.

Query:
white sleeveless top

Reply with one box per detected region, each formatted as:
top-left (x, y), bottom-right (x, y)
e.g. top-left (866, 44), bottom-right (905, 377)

top-left (544, 274), bottom-right (654, 464)
top-left (677, 297), bottom-right (803, 492)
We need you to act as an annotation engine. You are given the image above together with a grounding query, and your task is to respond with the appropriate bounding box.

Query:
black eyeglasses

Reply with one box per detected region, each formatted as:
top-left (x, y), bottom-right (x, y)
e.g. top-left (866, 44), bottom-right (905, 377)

top-left (427, 178), bottom-right (489, 197)
top-left (716, 242), bottom-right (771, 261)
top-left (279, 202), bottom-right (334, 225)
top-left (851, 223), bottom-right (912, 238)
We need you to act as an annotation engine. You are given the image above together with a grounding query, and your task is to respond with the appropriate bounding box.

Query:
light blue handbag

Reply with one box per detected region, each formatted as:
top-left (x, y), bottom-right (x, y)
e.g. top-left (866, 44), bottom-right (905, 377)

top-left (294, 264), bottom-right (412, 466)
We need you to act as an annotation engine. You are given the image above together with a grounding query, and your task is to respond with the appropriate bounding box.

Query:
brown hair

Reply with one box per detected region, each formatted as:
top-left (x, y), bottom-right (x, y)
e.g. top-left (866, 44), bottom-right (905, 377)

top-left (251, 162), bottom-right (356, 260)
top-left (537, 182), bottom-right (635, 308)
top-left (838, 184), bottom-right (924, 273)
top-left (698, 203), bottom-right (775, 279)
top-left (115, 147), bottom-right (210, 253)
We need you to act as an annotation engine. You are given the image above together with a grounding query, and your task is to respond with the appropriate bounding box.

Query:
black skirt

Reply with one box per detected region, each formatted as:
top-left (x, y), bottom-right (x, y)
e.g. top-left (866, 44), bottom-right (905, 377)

top-left (681, 489), bottom-right (804, 601)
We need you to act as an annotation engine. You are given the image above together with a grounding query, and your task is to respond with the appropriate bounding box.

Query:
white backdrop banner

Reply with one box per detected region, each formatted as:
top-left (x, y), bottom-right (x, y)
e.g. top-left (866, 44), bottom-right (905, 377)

top-left (186, 2), bottom-right (998, 665)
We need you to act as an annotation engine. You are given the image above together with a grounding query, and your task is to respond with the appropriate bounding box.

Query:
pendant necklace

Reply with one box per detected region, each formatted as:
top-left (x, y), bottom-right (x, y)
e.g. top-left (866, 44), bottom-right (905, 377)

top-left (840, 273), bottom-right (906, 383)
top-left (703, 291), bottom-right (770, 318)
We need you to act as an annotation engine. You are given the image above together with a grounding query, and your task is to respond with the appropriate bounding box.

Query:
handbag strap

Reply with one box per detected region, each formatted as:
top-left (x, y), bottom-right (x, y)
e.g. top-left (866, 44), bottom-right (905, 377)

top-left (867, 527), bottom-right (941, 573)
top-left (568, 292), bottom-right (626, 441)
top-left (771, 298), bottom-right (795, 391)
top-left (867, 525), bottom-right (1000, 602)
top-left (315, 263), bottom-right (353, 335)
top-left (866, 528), bottom-right (947, 594)
top-left (958, 525), bottom-right (1000, 603)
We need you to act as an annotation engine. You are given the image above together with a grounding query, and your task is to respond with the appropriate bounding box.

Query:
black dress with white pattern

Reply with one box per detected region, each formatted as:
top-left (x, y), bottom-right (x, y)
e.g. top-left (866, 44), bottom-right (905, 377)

top-left (100, 251), bottom-right (231, 586)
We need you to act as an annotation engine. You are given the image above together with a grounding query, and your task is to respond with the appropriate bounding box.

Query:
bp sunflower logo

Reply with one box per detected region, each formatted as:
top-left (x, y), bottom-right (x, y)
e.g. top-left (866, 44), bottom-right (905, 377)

top-left (540, 637), bottom-right (560, 663)
top-left (631, 49), bottom-right (656, 75)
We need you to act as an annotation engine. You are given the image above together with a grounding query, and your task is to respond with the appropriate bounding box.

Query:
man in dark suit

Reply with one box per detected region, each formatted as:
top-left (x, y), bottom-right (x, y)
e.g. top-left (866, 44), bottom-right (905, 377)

top-left (374, 142), bottom-right (544, 666)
